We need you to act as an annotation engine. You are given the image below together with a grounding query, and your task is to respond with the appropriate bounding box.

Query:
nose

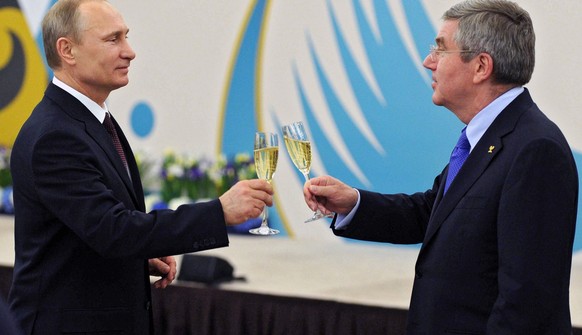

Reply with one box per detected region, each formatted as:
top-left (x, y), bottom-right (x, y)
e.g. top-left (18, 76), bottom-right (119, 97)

top-left (422, 54), bottom-right (435, 70)
top-left (122, 39), bottom-right (136, 60)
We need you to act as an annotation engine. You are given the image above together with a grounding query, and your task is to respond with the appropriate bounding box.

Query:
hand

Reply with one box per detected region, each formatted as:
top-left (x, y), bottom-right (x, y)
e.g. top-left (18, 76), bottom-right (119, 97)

top-left (219, 179), bottom-right (274, 225)
top-left (304, 175), bottom-right (358, 215)
top-left (149, 256), bottom-right (177, 289)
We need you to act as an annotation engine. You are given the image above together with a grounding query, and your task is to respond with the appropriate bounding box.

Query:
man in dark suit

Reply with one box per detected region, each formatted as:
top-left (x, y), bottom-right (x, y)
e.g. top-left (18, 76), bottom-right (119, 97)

top-left (304, 0), bottom-right (577, 334)
top-left (8, 1), bottom-right (273, 334)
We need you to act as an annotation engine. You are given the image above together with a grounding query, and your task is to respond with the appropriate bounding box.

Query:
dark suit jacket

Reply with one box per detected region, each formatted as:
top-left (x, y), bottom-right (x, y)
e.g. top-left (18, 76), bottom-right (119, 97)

top-left (333, 89), bottom-right (578, 334)
top-left (9, 83), bottom-right (230, 334)
top-left (0, 297), bottom-right (21, 335)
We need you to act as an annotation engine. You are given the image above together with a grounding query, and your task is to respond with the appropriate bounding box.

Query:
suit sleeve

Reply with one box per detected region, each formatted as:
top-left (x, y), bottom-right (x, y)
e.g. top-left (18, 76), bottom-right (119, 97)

top-left (331, 175), bottom-right (442, 244)
top-left (31, 128), bottom-right (229, 259)
top-left (487, 139), bottom-right (578, 333)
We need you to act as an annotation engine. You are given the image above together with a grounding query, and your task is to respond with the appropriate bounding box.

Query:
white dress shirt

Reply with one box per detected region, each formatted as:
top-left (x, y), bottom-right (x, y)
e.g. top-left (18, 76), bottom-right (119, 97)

top-left (52, 76), bottom-right (109, 123)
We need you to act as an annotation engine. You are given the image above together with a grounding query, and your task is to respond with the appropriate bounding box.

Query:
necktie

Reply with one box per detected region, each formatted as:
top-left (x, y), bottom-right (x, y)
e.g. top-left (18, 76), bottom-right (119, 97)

top-left (103, 112), bottom-right (129, 171)
top-left (444, 128), bottom-right (470, 193)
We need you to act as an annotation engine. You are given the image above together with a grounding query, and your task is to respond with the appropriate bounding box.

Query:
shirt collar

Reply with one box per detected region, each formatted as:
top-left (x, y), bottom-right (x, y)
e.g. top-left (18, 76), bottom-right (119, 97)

top-left (52, 76), bottom-right (109, 123)
top-left (465, 86), bottom-right (524, 151)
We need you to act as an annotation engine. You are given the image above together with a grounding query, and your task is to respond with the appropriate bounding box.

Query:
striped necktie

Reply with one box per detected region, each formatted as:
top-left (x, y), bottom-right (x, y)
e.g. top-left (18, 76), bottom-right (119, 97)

top-left (103, 112), bottom-right (129, 172)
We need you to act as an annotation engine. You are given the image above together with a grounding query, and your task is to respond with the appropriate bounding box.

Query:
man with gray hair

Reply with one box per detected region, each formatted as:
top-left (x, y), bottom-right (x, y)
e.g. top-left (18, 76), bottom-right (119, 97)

top-left (304, 1), bottom-right (577, 333)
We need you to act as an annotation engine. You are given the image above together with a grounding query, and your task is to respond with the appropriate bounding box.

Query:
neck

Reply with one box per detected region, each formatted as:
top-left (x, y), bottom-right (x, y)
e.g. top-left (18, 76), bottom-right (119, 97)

top-left (54, 71), bottom-right (109, 108)
top-left (456, 84), bottom-right (518, 124)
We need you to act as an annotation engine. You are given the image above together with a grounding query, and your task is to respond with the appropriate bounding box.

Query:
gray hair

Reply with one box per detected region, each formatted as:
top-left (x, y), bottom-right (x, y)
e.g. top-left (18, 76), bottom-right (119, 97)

top-left (42, 0), bottom-right (106, 70)
top-left (443, 0), bottom-right (535, 85)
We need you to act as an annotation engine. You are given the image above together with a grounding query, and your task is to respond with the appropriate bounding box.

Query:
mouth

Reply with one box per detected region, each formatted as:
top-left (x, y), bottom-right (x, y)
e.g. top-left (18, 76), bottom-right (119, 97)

top-left (116, 65), bottom-right (130, 73)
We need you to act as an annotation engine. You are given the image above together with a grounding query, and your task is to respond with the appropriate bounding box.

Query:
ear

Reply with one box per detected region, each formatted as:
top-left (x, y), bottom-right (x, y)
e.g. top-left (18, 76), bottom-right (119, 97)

top-left (56, 37), bottom-right (76, 66)
top-left (473, 53), bottom-right (494, 84)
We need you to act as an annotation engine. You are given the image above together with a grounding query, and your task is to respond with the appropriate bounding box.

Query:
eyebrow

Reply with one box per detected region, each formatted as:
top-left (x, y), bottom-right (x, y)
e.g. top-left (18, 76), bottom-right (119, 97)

top-left (435, 37), bottom-right (445, 47)
top-left (104, 28), bottom-right (129, 39)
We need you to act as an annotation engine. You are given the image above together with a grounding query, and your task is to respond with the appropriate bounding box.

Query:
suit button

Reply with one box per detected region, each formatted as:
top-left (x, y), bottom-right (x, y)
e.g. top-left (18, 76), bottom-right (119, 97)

top-left (415, 271), bottom-right (423, 279)
top-left (145, 301), bottom-right (151, 310)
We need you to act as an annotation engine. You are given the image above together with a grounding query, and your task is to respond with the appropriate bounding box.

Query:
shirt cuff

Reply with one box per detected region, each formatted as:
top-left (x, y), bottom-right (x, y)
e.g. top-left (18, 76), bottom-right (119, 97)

top-left (333, 188), bottom-right (361, 230)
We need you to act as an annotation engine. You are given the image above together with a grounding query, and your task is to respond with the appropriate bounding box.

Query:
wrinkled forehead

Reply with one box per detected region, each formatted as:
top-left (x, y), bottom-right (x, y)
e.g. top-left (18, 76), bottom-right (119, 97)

top-left (435, 20), bottom-right (459, 48)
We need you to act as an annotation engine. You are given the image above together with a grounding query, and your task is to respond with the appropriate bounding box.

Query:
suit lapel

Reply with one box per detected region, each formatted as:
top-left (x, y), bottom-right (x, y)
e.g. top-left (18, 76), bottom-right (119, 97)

top-left (423, 89), bottom-right (535, 246)
top-left (85, 118), bottom-right (140, 201)
top-left (45, 84), bottom-right (142, 209)
top-left (425, 136), bottom-right (503, 243)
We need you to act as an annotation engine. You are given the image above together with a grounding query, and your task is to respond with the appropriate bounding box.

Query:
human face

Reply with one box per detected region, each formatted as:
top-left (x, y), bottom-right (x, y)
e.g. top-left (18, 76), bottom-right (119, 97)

top-left (423, 20), bottom-right (476, 117)
top-left (69, 1), bottom-right (136, 104)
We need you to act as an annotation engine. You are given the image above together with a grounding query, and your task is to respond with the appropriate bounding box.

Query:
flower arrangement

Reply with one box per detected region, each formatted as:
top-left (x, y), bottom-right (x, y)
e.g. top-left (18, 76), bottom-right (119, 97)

top-left (137, 150), bottom-right (261, 233)
top-left (0, 146), bottom-right (11, 188)
top-left (214, 152), bottom-right (257, 196)
top-left (137, 150), bottom-right (256, 207)
top-left (134, 150), bottom-right (158, 196)
top-left (0, 146), bottom-right (14, 214)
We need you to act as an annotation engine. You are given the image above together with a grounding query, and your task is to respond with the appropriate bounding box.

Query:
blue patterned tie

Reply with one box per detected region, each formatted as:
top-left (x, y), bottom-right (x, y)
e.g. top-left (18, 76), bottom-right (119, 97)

top-left (444, 128), bottom-right (470, 193)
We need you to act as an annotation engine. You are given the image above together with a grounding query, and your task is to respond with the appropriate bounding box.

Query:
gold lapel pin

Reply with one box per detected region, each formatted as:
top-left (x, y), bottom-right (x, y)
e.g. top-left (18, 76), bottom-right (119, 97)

top-left (488, 145), bottom-right (495, 154)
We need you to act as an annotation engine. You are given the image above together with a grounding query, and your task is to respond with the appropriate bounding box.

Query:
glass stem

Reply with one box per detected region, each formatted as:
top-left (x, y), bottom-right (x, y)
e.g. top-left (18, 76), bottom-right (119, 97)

top-left (303, 172), bottom-right (325, 215)
top-left (261, 179), bottom-right (272, 227)
top-left (261, 207), bottom-right (268, 227)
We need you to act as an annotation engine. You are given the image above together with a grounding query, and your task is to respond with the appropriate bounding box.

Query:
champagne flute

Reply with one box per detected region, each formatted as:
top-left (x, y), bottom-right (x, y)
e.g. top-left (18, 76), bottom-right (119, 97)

top-left (282, 121), bottom-right (333, 222)
top-left (249, 132), bottom-right (280, 235)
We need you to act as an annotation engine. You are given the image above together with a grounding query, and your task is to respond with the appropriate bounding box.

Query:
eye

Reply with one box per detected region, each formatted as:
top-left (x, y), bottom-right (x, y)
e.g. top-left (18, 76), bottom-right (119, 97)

top-left (106, 32), bottom-right (126, 43)
top-left (430, 45), bottom-right (445, 53)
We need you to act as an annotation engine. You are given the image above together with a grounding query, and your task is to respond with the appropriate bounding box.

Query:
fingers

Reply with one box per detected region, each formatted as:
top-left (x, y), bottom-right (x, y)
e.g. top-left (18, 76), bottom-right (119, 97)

top-left (150, 256), bottom-right (177, 289)
top-left (308, 175), bottom-right (337, 187)
top-left (307, 176), bottom-right (338, 196)
top-left (153, 276), bottom-right (172, 289)
top-left (303, 176), bottom-right (333, 211)
top-left (148, 258), bottom-right (168, 275)
top-left (303, 185), bottom-right (319, 212)
top-left (219, 179), bottom-right (274, 225)
top-left (244, 179), bottom-right (274, 196)
top-left (162, 256), bottom-right (177, 280)
top-left (303, 175), bottom-right (358, 214)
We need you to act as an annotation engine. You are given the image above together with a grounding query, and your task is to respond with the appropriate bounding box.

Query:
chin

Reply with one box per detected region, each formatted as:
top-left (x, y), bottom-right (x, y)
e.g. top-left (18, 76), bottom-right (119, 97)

top-left (113, 80), bottom-right (130, 90)
top-left (432, 96), bottom-right (444, 107)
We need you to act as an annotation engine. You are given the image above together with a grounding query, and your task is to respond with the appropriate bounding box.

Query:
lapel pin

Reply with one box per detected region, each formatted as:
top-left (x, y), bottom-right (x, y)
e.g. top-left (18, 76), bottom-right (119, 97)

top-left (488, 145), bottom-right (495, 154)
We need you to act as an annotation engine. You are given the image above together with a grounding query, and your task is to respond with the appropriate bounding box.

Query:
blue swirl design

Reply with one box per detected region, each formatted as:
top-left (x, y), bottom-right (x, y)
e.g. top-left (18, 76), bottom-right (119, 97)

top-left (220, 0), bottom-right (582, 250)
top-left (218, 0), bottom-right (288, 236)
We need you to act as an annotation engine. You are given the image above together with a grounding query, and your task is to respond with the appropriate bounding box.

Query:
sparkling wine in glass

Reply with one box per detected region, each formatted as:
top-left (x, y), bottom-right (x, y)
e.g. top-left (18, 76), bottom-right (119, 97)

top-left (249, 132), bottom-right (280, 235)
top-left (282, 121), bottom-right (332, 222)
